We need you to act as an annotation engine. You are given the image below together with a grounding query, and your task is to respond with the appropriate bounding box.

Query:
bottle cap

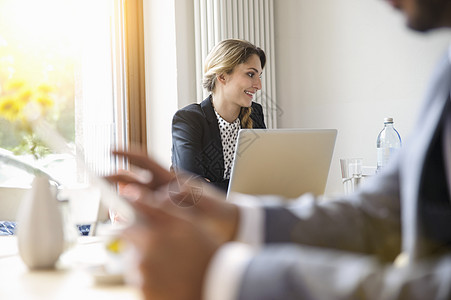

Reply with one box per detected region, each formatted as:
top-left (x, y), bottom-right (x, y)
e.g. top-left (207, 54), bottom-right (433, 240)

top-left (384, 117), bottom-right (394, 123)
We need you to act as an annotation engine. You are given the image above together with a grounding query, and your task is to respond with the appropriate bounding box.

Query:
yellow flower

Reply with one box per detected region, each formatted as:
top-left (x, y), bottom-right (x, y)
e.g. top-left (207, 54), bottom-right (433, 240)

top-left (0, 96), bottom-right (22, 121)
top-left (0, 79), bottom-right (57, 159)
top-left (4, 78), bottom-right (26, 92)
top-left (18, 89), bottom-right (33, 105)
top-left (0, 80), bottom-right (55, 123)
top-left (35, 95), bottom-right (54, 110)
top-left (36, 83), bottom-right (53, 94)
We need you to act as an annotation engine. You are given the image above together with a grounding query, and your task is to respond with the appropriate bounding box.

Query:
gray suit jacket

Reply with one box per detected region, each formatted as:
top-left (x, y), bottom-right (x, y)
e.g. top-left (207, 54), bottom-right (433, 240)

top-left (238, 51), bottom-right (451, 299)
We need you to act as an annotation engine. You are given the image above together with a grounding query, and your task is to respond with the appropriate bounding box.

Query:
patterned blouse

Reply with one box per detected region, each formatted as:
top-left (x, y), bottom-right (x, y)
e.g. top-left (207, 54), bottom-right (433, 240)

top-left (213, 109), bottom-right (241, 179)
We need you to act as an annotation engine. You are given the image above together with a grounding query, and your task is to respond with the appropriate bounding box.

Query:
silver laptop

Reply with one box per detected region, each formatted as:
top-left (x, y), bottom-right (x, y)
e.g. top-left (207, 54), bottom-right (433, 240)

top-left (227, 128), bottom-right (337, 199)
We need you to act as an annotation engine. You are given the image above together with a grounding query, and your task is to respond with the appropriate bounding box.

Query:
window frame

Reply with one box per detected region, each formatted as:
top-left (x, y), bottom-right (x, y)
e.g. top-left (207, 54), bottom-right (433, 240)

top-left (123, 0), bottom-right (147, 153)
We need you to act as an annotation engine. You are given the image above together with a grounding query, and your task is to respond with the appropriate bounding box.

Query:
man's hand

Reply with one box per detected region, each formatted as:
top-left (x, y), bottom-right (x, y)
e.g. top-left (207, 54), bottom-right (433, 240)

top-left (123, 200), bottom-right (220, 300)
top-left (107, 150), bottom-right (175, 190)
top-left (105, 150), bottom-right (241, 298)
top-left (106, 150), bottom-right (239, 244)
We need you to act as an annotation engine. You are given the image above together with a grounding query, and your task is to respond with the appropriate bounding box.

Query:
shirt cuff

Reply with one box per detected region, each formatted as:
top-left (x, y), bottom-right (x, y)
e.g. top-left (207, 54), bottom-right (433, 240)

top-left (203, 242), bottom-right (255, 300)
top-left (228, 193), bottom-right (265, 246)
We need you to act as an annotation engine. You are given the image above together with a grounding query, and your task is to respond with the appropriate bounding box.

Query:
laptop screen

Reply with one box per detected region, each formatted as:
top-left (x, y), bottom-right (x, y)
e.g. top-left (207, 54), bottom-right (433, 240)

top-left (227, 128), bottom-right (337, 199)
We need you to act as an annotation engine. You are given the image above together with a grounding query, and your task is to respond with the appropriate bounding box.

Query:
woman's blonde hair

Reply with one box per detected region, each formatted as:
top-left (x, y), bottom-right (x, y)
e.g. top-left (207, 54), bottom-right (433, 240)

top-left (203, 39), bottom-right (266, 128)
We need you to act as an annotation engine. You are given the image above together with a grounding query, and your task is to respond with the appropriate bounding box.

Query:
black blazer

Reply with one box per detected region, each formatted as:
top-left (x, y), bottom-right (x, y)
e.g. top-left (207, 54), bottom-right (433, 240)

top-left (171, 95), bottom-right (266, 191)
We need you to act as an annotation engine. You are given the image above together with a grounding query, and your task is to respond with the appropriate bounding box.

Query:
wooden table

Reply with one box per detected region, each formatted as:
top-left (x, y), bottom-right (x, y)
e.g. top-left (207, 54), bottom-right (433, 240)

top-left (0, 236), bottom-right (142, 300)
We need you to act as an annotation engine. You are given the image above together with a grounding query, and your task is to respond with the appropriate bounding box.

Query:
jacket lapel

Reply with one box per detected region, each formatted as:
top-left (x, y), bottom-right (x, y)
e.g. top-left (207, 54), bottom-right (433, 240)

top-left (200, 96), bottom-right (225, 179)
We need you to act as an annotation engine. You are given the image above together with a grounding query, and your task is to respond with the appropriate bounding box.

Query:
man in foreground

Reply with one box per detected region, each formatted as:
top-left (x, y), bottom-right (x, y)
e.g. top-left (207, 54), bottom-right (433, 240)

top-left (108, 0), bottom-right (451, 299)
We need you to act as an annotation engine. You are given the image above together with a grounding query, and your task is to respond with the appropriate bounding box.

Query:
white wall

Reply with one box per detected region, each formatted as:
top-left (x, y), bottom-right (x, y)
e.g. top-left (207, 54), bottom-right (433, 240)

top-left (143, 0), bottom-right (196, 168)
top-left (143, 0), bottom-right (177, 167)
top-left (274, 0), bottom-right (451, 195)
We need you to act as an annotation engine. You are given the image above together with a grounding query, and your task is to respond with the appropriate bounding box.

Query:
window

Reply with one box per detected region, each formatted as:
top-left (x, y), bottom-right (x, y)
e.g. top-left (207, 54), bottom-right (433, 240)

top-left (0, 0), bottom-right (146, 189)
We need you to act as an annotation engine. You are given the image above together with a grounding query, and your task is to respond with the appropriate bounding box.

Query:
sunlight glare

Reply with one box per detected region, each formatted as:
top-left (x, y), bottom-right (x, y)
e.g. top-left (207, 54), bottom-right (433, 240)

top-left (0, 0), bottom-right (88, 85)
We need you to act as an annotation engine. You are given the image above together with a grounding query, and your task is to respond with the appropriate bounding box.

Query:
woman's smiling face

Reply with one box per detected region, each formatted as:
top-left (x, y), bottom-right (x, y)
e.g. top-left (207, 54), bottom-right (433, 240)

top-left (220, 54), bottom-right (263, 109)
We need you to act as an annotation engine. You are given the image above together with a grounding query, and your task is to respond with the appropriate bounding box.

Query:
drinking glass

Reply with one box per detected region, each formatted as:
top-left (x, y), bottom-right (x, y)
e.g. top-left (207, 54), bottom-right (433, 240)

top-left (340, 158), bottom-right (363, 195)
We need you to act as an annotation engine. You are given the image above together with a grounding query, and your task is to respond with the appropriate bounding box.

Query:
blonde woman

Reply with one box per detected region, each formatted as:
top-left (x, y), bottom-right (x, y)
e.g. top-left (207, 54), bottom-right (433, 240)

top-left (171, 39), bottom-right (266, 191)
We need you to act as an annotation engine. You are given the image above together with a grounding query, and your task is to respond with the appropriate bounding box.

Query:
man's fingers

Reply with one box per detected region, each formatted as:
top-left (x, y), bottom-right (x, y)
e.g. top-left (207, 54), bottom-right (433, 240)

top-left (113, 150), bottom-right (174, 188)
top-left (105, 174), bottom-right (149, 186)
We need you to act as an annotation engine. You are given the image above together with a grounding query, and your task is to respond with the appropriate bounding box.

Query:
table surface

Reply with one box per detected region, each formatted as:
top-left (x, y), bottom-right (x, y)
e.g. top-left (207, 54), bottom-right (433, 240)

top-left (0, 235), bottom-right (142, 300)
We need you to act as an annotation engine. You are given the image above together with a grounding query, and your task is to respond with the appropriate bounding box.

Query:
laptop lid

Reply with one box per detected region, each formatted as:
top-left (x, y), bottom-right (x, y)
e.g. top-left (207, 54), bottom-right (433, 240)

top-left (227, 128), bottom-right (337, 199)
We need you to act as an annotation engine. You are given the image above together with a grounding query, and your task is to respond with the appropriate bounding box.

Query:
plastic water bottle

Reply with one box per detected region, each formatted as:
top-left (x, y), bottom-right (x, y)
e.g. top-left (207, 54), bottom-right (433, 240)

top-left (376, 117), bottom-right (401, 172)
